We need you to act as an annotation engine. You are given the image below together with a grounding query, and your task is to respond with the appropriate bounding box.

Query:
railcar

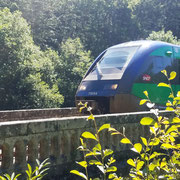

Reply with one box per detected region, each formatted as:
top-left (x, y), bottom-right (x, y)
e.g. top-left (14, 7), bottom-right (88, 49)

top-left (75, 40), bottom-right (180, 113)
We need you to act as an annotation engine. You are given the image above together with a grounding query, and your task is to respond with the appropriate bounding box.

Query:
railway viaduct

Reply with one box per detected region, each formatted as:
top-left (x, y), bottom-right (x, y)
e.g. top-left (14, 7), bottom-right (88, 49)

top-left (0, 108), bottom-right (172, 179)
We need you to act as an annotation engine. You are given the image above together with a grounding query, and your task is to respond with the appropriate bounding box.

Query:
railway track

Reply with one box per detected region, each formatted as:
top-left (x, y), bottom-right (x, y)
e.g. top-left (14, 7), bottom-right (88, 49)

top-left (0, 107), bottom-right (81, 122)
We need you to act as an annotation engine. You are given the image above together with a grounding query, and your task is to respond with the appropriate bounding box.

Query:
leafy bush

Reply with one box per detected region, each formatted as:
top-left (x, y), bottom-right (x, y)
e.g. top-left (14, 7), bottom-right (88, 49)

top-left (71, 70), bottom-right (180, 179)
top-left (0, 158), bottom-right (50, 180)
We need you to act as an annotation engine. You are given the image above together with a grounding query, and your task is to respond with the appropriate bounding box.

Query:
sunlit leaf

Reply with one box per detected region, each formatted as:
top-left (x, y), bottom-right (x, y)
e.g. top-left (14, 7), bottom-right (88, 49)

top-left (149, 163), bottom-right (156, 171)
top-left (127, 159), bottom-right (135, 167)
top-left (166, 125), bottom-right (178, 134)
top-left (120, 138), bottom-right (131, 144)
top-left (134, 143), bottom-right (142, 153)
top-left (141, 137), bottom-right (147, 146)
top-left (137, 161), bottom-right (144, 170)
top-left (103, 149), bottom-right (113, 158)
top-left (139, 99), bottom-right (149, 105)
top-left (161, 143), bottom-right (177, 149)
top-left (169, 71), bottom-right (176, 80)
top-left (177, 91), bottom-right (180, 97)
top-left (106, 166), bottom-right (117, 173)
top-left (143, 91), bottom-right (148, 97)
top-left (76, 161), bottom-right (87, 168)
top-left (87, 114), bottom-right (94, 120)
top-left (81, 132), bottom-right (97, 141)
top-left (149, 138), bottom-right (160, 146)
top-left (161, 70), bottom-right (167, 76)
top-left (140, 117), bottom-right (155, 125)
top-left (166, 107), bottom-right (174, 111)
top-left (70, 170), bottom-right (87, 180)
top-left (157, 83), bottom-right (170, 88)
top-left (98, 124), bottom-right (110, 133)
top-left (169, 93), bottom-right (174, 98)
top-left (89, 160), bottom-right (103, 166)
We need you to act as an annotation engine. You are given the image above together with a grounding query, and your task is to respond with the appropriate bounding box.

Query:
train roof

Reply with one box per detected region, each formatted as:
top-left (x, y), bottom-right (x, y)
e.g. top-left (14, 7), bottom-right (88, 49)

top-left (109, 40), bottom-right (179, 49)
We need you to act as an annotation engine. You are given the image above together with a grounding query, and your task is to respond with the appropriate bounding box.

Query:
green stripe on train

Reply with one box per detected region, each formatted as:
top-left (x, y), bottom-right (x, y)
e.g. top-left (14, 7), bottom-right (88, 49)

top-left (132, 83), bottom-right (180, 105)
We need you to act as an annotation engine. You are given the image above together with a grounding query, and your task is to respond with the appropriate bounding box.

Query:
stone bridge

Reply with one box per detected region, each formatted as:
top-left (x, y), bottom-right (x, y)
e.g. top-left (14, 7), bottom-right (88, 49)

top-left (0, 109), bottom-right (172, 179)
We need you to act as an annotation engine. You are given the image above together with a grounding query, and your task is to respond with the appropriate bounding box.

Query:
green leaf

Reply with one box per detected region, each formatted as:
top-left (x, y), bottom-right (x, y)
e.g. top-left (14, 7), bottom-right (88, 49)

top-left (103, 149), bottom-right (113, 158)
top-left (70, 170), bottom-right (87, 180)
top-left (172, 117), bottom-right (180, 123)
top-left (149, 138), bottom-right (160, 146)
top-left (157, 83), bottom-right (170, 88)
top-left (140, 117), bottom-right (155, 125)
top-left (98, 124), bottom-right (110, 133)
top-left (108, 174), bottom-right (116, 179)
top-left (161, 70), bottom-right (167, 76)
top-left (134, 143), bottom-right (142, 153)
top-left (89, 160), bottom-right (103, 166)
top-left (76, 161), bottom-right (87, 168)
top-left (139, 99), bottom-right (149, 105)
top-left (81, 132), bottom-right (97, 141)
top-left (106, 166), bottom-right (117, 173)
top-left (169, 71), bottom-right (176, 80)
top-left (127, 159), bottom-right (135, 167)
top-left (141, 137), bottom-right (147, 146)
top-left (87, 114), bottom-right (94, 120)
top-left (166, 125), bottom-right (178, 134)
top-left (143, 91), bottom-right (148, 97)
top-left (120, 138), bottom-right (131, 144)
top-left (137, 161), bottom-right (144, 170)
top-left (161, 143), bottom-right (177, 149)
top-left (149, 163), bottom-right (156, 171)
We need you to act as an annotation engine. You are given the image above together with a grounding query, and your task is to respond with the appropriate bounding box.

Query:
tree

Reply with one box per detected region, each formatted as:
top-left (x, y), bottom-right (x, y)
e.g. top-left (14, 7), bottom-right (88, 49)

top-left (146, 30), bottom-right (180, 45)
top-left (0, 8), bottom-right (63, 110)
top-left (57, 38), bottom-right (92, 107)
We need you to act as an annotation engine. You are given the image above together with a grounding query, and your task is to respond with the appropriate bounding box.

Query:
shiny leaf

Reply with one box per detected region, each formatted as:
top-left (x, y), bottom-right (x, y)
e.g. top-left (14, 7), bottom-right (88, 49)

top-left (127, 159), bottom-right (135, 167)
top-left (134, 143), bottom-right (142, 153)
top-left (81, 132), bottom-right (97, 141)
top-left (169, 71), bottom-right (176, 80)
top-left (98, 124), bottom-right (110, 133)
top-left (140, 117), bottom-right (155, 125)
top-left (120, 138), bottom-right (131, 144)
top-left (70, 170), bottom-right (87, 179)
top-left (141, 137), bottom-right (147, 146)
top-left (157, 83), bottom-right (170, 88)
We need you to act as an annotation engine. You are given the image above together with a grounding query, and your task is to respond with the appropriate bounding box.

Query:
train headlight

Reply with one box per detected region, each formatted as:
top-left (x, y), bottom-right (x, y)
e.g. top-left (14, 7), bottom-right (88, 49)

top-left (111, 84), bottom-right (118, 90)
top-left (79, 85), bottom-right (87, 91)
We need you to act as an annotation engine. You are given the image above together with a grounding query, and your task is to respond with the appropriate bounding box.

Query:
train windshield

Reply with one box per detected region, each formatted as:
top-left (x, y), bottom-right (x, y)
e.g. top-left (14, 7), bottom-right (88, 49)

top-left (85, 46), bottom-right (139, 80)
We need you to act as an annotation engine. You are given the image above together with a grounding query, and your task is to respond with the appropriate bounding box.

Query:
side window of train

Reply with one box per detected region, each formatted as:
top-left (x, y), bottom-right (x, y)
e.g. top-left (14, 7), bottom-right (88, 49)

top-left (146, 46), bottom-right (175, 82)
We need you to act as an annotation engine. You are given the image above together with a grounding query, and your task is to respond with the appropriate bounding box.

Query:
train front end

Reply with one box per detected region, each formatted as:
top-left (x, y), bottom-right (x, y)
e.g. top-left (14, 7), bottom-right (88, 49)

top-left (75, 42), bottom-right (141, 113)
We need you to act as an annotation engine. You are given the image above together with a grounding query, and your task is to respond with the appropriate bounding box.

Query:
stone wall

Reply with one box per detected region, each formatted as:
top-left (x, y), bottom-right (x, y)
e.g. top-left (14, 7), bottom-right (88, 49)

top-left (0, 108), bottom-right (79, 121)
top-left (0, 111), bottom-right (172, 179)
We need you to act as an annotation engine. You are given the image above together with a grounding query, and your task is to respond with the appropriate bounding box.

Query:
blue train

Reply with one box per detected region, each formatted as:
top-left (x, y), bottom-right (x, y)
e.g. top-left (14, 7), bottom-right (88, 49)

top-left (75, 40), bottom-right (180, 113)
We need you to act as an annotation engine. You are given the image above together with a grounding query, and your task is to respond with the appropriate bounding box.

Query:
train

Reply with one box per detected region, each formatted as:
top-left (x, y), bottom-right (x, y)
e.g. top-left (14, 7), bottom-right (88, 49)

top-left (75, 40), bottom-right (180, 113)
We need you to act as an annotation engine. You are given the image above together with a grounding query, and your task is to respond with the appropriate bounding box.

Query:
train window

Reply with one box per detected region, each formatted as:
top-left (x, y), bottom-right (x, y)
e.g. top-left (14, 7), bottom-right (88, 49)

top-left (85, 46), bottom-right (139, 80)
top-left (152, 56), bottom-right (172, 74)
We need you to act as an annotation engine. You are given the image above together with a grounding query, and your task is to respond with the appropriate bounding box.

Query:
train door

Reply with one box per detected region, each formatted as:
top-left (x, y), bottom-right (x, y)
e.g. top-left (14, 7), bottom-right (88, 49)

top-left (132, 46), bottom-right (177, 106)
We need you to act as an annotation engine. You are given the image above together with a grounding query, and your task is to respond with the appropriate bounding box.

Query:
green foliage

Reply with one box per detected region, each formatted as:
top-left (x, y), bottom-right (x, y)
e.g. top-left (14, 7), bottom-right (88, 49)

top-left (146, 29), bottom-right (180, 45)
top-left (0, 158), bottom-right (50, 180)
top-left (71, 103), bottom-right (122, 180)
top-left (0, 8), bottom-right (64, 109)
top-left (57, 38), bottom-right (92, 107)
top-left (71, 70), bottom-right (180, 179)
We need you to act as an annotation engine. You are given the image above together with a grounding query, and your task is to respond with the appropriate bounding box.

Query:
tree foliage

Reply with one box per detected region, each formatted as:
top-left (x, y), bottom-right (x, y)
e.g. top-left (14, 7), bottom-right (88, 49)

top-left (57, 38), bottom-right (92, 107)
top-left (0, 8), bottom-right (63, 109)
top-left (146, 30), bottom-right (180, 45)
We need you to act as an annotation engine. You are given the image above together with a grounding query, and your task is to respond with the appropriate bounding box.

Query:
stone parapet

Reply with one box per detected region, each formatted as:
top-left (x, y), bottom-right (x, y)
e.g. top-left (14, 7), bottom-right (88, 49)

top-left (0, 111), bottom-right (173, 179)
